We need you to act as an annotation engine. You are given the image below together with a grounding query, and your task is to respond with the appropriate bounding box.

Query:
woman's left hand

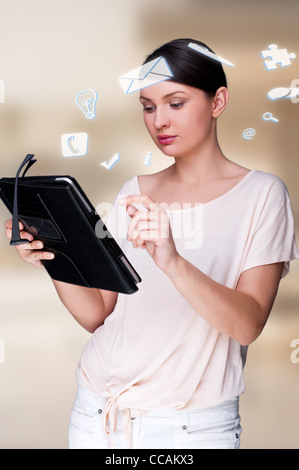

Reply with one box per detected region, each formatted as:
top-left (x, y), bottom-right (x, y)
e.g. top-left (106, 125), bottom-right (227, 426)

top-left (119, 194), bottom-right (179, 273)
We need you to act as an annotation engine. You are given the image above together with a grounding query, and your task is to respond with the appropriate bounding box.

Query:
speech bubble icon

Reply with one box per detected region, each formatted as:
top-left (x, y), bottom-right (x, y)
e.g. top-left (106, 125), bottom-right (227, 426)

top-left (267, 87), bottom-right (290, 100)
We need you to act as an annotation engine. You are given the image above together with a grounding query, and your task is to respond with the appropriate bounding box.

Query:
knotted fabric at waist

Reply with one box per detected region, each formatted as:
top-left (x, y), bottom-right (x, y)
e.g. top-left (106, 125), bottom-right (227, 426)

top-left (74, 385), bottom-right (240, 448)
top-left (103, 395), bottom-right (144, 448)
top-left (74, 385), bottom-right (143, 448)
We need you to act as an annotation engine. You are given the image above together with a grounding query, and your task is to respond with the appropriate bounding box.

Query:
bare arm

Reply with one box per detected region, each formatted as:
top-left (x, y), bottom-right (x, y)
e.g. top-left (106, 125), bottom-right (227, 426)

top-left (52, 279), bottom-right (117, 332)
top-left (122, 194), bottom-right (285, 347)
top-left (164, 255), bottom-right (284, 346)
top-left (5, 219), bottom-right (117, 332)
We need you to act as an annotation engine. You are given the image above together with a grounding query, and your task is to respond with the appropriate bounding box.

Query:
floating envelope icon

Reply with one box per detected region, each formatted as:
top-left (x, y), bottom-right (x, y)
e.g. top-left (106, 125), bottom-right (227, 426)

top-left (118, 56), bottom-right (174, 94)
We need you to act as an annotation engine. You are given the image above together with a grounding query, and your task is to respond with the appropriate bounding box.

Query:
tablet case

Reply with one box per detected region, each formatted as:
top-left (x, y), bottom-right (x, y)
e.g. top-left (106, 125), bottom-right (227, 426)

top-left (0, 154), bottom-right (141, 294)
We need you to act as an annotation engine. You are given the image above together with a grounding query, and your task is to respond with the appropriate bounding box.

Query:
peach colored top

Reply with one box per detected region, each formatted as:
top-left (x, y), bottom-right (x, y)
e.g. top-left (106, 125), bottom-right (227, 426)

top-left (76, 170), bottom-right (299, 438)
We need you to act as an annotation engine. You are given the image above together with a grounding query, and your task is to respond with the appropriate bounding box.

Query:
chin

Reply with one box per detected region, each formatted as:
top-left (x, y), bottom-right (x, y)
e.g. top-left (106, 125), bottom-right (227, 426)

top-left (158, 145), bottom-right (179, 158)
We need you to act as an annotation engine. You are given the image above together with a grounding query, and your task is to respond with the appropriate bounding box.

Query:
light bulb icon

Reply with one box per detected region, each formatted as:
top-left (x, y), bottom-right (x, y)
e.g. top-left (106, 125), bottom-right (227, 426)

top-left (75, 89), bottom-right (98, 120)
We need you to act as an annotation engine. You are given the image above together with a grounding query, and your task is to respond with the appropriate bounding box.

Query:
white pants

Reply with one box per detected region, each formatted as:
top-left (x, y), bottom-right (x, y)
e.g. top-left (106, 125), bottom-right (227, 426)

top-left (68, 385), bottom-right (242, 449)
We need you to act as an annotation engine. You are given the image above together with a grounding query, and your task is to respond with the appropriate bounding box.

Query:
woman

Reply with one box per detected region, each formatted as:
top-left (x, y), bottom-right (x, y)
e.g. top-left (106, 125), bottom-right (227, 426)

top-left (5, 38), bottom-right (299, 449)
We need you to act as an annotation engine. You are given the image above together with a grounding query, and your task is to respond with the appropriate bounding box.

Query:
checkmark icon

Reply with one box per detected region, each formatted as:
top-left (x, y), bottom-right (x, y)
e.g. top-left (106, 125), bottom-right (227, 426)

top-left (100, 153), bottom-right (120, 170)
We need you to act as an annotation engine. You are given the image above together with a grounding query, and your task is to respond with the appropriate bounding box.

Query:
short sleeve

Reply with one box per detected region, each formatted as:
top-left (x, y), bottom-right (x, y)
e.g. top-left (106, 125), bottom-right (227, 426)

top-left (241, 178), bottom-right (299, 278)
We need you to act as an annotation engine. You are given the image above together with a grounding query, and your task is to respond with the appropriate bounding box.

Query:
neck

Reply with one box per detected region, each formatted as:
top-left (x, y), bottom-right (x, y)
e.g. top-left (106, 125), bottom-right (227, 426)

top-left (171, 139), bottom-right (228, 185)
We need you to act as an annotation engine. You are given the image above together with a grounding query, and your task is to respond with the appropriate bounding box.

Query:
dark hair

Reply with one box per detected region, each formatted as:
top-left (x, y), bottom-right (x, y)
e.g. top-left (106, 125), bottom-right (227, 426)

top-left (143, 38), bottom-right (227, 97)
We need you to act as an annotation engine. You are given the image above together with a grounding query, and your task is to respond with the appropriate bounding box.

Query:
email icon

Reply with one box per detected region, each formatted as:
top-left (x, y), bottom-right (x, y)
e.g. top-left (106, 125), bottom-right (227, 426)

top-left (118, 56), bottom-right (174, 94)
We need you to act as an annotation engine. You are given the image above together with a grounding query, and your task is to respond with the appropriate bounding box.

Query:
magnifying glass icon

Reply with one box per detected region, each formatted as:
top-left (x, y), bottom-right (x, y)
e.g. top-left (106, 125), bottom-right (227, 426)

top-left (263, 112), bottom-right (279, 123)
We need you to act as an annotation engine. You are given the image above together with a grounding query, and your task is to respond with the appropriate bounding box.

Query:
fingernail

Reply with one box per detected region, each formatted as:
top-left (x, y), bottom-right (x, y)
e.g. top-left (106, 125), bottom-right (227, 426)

top-left (118, 197), bottom-right (126, 205)
top-left (48, 253), bottom-right (54, 259)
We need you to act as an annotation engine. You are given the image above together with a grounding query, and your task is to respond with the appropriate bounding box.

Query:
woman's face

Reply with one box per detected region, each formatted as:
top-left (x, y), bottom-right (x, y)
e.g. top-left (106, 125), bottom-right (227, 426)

top-left (139, 81), bottom-right (224, 159)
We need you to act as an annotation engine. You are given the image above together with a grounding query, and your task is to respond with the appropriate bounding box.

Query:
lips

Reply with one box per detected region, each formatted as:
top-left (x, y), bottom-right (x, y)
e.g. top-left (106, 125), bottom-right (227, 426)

top-left (157, 135), bottom-right (177, 145)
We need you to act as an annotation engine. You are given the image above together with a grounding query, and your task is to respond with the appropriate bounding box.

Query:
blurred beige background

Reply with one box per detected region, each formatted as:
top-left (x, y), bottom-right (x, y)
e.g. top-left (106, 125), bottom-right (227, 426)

top-left (0, 0), bottom-right (298, 449)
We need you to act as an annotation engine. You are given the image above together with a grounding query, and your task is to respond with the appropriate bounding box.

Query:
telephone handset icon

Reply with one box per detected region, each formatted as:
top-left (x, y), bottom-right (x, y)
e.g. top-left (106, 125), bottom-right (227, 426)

top-left (67, 135), bottom-right (80, 154)
top-left (61, 133), bottom-right (88, 157)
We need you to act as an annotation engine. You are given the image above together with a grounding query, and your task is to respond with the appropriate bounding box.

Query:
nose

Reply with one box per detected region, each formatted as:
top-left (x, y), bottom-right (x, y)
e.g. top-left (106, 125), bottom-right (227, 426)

top-left (153, 106), bottom-right (170, 130)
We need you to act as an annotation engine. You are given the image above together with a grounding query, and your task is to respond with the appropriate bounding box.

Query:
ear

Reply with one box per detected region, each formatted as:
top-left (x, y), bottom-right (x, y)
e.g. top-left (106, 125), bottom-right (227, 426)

top-left (212, 87), bottom-right (229, 118)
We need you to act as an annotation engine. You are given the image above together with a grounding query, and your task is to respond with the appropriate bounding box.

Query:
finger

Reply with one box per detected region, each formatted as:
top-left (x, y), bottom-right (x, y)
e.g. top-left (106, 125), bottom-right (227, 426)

top-left (32, 250), bottom-right (55, 261)
top-left (5, 227), bottom-right (34, 242)
top-left (15, 239), bottom-right (43, 254)
top-left (119, 194), bottom-right (160, 212)
top-left (129, 220), bottom-right (159, 244)
top-left (29, 240), bottom-right (45, 250)
top-left (20, 248), bottom-right (55, 263)
top-left (5, 228), bottom-right (11, 240)
top-left (4, 219), bottom-right (24, 230)
top-left (4, 219), bottom-right (12, 229)
top-left (19, 230), bottom-right (34, 242)
top-left (31, 253), bottom-right (54, 268)
top-left (127, 211), bottom-right (159, 241)
top-left (22, 251), bottom-right (55, 268)
top-left (135, 231), bottom-right (162, 248)
top-left (126, 204), bottom-right (138, 219)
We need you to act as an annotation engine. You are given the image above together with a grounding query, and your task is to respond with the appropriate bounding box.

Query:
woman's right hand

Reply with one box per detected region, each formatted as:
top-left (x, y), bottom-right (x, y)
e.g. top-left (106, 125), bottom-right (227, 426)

top-left (4, 219), bottom-right (55, 268)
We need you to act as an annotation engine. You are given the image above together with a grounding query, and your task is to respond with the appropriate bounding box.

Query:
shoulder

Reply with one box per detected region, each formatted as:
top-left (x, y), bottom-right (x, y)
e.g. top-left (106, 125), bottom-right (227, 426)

top-left (249, 169), bottom-right (288, 194)
top-left (247, 170), bottom-right (293, 214)
top-left (113, 172), bottom-right (163, 201)
top-left (117, 175), bottom-right (139, 196)
top-left (135, 170), bottom-right (167, 197)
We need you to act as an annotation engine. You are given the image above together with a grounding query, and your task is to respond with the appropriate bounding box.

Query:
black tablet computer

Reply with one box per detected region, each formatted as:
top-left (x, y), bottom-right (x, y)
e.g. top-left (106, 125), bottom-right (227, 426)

top-left (0, 154), bottom-right (141, 294)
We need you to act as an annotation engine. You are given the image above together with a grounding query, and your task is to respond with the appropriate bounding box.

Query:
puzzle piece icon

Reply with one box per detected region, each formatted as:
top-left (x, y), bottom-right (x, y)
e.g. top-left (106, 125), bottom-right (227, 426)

top-left (261, 44), bottom-right (296, 70)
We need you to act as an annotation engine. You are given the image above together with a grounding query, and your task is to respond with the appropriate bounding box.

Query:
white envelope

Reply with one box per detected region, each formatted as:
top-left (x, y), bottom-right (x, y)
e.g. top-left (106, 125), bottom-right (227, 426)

top-left (118, 56), bottom-right (173, 94)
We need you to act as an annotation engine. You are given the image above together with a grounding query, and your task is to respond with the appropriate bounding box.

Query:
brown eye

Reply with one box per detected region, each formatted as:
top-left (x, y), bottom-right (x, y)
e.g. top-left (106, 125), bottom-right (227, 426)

top-left (170, 102), bottom-right (184, 109)
top-left (143, 106), bottom-right (155, 113)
